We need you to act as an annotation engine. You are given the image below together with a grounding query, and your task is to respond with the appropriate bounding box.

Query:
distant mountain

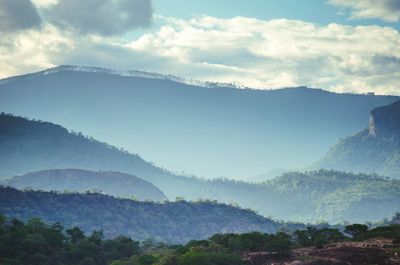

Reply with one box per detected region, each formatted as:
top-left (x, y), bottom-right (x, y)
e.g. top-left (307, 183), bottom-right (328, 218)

top-left (316, 100), bottom-right (400, 178)
top-left (0, 65), bottom-right (397, 179)
top-left (0, 113), bottom-right (198, 199)
top-left (3, 169), bottom-right (167, 201)
top-left (0, 187), bottom-right (284, 243)
top-left (1, 114), bottom-right (398, 223)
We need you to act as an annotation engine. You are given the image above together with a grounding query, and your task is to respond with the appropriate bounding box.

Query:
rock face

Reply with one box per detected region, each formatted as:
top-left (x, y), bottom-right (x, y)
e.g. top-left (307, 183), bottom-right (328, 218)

top-left (369, 100), bottom-right (400, 138)
top-left (316, 100), bottom-right (400, 178)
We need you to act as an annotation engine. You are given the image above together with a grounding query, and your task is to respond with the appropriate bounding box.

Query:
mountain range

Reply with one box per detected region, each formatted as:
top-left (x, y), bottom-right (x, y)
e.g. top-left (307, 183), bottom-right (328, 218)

top-left (1, 113), bottom-right (399, 223)
top-left (0, 65), bottom-right (397, 179)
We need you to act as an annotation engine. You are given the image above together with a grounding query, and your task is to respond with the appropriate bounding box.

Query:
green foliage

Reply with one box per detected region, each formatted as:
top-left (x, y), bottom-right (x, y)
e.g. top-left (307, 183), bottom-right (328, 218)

top-left (2, 215), bottom-right (400, 265)
top-left (364, 225), bottom-right (400, 240)
top-left (293, 227), bottom-right (347, 248)
top-left (0, 215), bottom-right (140, 265)
top-left (67, 226), bottom-right (85, 243)
top-left (344, 224), bottom-right (369, 240)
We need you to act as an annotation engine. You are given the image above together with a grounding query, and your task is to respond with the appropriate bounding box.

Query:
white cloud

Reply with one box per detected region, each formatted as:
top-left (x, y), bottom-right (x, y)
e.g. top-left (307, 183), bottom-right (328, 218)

top-left (125, 16), bottom-right (400, 94)
top-left (1, 16), bottom-right (400, 95)
top-left (328, 0), bottom-right (400, 22)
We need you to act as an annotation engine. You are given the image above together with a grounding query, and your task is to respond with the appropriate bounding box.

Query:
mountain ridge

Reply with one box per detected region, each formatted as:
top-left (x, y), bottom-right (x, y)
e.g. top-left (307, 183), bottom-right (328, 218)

top-left (0, 186), bottom-right (286, 243)
top-left (3, 168), bottom-right (168, 201)
top-left (0, 67), bottom-right (397, 178)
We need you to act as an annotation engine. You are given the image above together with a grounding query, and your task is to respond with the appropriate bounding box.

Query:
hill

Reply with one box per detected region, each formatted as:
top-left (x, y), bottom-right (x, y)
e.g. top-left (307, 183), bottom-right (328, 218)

top-left (1, 114), bottom-right (399, 223)
top-left (316, 100), bottom-right (400, 178)
top-left (0, 65), bottom-right (397, 179)
top-left (0, 113), bottom-right (197, 199)
top-left (261, 170), bottom-right (400, 223)
top-left (2, 169), bottom-right (167, 201)
top-left (0, 187), bottom-right (283, 243)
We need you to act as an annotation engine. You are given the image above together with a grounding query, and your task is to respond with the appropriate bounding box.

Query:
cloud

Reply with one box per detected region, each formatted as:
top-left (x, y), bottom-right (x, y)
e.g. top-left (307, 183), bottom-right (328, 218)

top-left (0, 0), bottom-right (42, 32)
top-left (328, 0), bottom-right (400, 22)
top-left (0, 16), bottom-right (399, 95)
top-left (44, 0), bottom-right (153, 35)
top-left (125, 16), bottom-right (400, 94)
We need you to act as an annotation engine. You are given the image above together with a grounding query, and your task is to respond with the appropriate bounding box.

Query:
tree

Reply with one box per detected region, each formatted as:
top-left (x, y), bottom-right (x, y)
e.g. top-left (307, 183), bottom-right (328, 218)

top-left (88, 230), bottom-right (104, 246)
top-left (344, 224), bottom-right (368, 239)
top-left (66, 227), bottom-right (85, 243)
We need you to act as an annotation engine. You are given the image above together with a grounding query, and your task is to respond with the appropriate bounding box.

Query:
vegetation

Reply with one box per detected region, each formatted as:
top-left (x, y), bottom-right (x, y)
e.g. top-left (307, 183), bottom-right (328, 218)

top-left (0, 187), bottom-right (284, 243)
top-left (0, 215), bottom-right (140, 265)
top-left (2, 214), bottom-right (399, 265)
top-left (258, 169), bottom-right (400, 223)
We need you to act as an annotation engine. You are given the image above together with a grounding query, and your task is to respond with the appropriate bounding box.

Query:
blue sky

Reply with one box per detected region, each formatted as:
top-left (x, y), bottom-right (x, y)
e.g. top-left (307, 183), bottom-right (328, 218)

top-left (0, 0), bottom-right (400, 95)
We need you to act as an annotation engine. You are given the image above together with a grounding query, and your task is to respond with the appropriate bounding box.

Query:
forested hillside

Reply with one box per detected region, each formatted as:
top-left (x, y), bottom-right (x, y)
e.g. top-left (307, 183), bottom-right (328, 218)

top-left (3, 169), bottom-right (167, 201)
top-left (0, 187), bottom-right (284, 243)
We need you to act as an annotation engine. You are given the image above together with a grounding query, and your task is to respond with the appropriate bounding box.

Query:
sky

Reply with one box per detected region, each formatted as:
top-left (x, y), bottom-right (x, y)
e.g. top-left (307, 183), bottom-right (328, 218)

top-left (0, 0), bottom-right (400, 95)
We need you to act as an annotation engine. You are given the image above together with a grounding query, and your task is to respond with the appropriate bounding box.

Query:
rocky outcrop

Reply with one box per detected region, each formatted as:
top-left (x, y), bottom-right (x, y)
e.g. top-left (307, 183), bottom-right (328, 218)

top-left (316, 100), bottom-right (400, 178)
top-left (369, 100), bottom-right (400, 138)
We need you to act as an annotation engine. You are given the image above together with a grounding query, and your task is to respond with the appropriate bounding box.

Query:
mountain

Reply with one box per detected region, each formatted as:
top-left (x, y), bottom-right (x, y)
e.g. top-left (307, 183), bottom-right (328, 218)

top-left (316, 100), bottom-right (400, 178)
top-left (0, 113), bottom-right (197, 199)
top-left (0, 65), bottom-right (397, 179)
top-left (1, 114), bottom-right (399, 223)
top-left (2, 169), bottom-right (167, 201)
top-left (0, 187), bottom-right (284, 243)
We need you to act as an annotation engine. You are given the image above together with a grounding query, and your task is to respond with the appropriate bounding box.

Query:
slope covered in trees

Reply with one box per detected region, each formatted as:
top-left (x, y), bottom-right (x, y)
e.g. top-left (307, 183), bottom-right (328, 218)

top-left (261, 170), bottom-right (400, 223)
top-left (3, 169), bottom-right (167, 201)
top-left (316, 100), bottom-right (400, 178)
top-left (0, 187), bottom-right (284, 243)
top-left (0, 65), bottom-right (397, 179)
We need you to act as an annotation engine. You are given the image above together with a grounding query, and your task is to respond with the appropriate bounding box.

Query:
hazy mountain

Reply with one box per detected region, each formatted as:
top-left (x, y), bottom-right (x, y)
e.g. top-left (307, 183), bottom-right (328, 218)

top-left (0, 65), bottom-right (397, 179)
top-left (1, 114), bottom-right (399, 223)
top-left (316, 100), bottom-right (400, 178)
top-left (3, 169), bottom-right (167, 201)
top-left (210, 169), bottom-right (400, 223)
top-left (0, 187), bottom-right (285, 243)
top-left (0, 113), bottom-right (199, 199)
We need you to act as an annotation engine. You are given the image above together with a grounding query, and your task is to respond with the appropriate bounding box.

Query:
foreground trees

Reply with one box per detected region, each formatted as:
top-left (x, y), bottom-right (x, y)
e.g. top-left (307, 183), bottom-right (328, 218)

top-left (1, 214), bottom-right (400, 265)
